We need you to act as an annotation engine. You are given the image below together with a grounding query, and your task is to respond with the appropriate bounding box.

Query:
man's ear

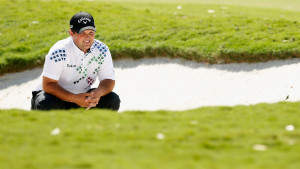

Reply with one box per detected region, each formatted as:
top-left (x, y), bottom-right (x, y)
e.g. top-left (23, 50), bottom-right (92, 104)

top-left (68, 29), bottom-right (74, 36)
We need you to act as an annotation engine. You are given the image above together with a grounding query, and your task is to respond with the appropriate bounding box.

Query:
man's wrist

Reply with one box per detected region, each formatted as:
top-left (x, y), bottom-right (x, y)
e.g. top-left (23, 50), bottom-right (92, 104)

top-left (93, 88), bottom-right (103, 99)
top-left (69, 93), bottom-right (77, 103)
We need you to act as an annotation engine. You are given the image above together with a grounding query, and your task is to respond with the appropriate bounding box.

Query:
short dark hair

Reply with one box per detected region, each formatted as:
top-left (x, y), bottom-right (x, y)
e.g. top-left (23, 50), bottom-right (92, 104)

top-left (70, 29), bottom-right (77, 34)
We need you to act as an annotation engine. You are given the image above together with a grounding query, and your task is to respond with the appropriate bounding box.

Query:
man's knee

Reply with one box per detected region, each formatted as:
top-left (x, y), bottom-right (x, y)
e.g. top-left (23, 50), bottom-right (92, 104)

top-left (31, 91), bottom-right (64, 110)
top-left (98, 92), bottom-right (121, 111)
top-left (109, 92), bottom-right (121, 110)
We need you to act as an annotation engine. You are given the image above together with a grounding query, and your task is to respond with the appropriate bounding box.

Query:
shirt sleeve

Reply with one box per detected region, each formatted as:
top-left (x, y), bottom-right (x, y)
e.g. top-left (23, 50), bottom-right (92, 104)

top-left (97, 48), bottom-right (115, 81)
top-left (41, 50), bottom-right (64, 80)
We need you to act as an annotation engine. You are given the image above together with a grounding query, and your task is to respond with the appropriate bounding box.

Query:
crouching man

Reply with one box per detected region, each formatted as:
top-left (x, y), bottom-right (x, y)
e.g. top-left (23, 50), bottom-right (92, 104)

top-left (31, 12), bottom-right (120, 111)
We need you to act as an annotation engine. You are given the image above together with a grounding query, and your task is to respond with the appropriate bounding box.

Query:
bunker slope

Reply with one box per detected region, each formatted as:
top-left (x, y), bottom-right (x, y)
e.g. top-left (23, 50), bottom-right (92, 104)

top-left (1, 57), bottom-right (300, 112)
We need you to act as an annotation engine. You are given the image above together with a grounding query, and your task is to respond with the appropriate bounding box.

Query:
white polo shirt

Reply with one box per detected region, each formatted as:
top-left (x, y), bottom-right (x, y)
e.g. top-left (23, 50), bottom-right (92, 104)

top-left (34, 37), bottom-right (115, 94)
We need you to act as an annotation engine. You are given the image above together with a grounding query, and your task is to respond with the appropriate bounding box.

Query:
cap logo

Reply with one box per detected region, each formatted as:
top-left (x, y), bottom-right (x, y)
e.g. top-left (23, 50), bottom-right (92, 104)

top-left (78, 17), bottom-right (91, 24)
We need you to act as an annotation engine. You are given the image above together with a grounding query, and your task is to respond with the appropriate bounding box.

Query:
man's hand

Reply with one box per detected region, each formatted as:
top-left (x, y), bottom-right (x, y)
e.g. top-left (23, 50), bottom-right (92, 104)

top-left (85, 91), bottom-right (101, 110)
top-left (85, 79), bottom-right (115, 110)
top-left (72, 92), bottom-right (95, 108)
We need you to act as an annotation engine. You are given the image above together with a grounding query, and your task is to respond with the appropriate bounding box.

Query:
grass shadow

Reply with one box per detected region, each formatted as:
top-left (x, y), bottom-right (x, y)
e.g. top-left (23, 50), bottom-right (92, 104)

top-left (114, 57), bottom-right (300, 72)
top-left (0, 68), bottom-right (42, 91)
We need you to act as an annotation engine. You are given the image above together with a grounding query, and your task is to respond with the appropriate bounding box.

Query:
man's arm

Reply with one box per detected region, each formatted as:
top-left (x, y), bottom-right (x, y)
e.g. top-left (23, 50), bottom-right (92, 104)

top-left (93, 79), bottom-right (115, 98)
top-left (43, 76), bottom-right (94, 107)
top-left (86, 79), bottom-right (115, 109)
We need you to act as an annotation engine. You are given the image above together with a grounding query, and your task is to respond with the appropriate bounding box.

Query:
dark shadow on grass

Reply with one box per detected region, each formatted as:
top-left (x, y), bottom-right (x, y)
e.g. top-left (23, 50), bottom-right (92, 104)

top-left (114, 57), bottom-right (300, 72)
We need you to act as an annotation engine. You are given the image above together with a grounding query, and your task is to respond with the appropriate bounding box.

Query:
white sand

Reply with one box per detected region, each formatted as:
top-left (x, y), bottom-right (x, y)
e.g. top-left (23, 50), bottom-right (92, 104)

top-left (1, 57), bottom-right (300, 112)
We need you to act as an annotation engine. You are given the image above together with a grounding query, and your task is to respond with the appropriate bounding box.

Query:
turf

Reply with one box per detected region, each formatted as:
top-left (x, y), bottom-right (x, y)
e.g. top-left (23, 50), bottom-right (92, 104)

top-left (1, 1), bottom-right (300, 168)
top-left (1, 102), bottom-right (300, 169)
top-left (1, 0), bottom-right (300, 75)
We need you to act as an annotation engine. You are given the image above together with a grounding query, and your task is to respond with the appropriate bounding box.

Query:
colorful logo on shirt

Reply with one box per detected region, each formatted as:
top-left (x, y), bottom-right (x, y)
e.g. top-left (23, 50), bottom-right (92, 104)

top-left (72, 41), bottom-right (108, 85)
top-left (73, 65), bottom-right (87, 84)
top-left (93, 41), bottom-right (108, 57)
top-left (50, 49), bottom-right (66, 62)
top-left (90, 41), bottom-right (108, 74)
top-left (85, 77), bottom-right (95, 88)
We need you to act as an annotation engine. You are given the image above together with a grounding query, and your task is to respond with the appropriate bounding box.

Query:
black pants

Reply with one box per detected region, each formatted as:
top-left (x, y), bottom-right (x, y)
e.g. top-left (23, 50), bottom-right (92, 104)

top-left (31, 90), bottom-right (120, 111)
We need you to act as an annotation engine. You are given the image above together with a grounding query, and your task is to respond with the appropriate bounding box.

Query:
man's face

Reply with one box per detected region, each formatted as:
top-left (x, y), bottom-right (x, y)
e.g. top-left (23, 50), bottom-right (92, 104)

top-left (69, 29), bottom-right (95, 53)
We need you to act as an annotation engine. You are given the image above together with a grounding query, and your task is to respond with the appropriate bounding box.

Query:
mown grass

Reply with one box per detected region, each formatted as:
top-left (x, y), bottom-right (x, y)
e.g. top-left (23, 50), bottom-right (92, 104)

top-left (1, 102), bottom-right (300, 169)
top-left (67, 0), bottom-right (300, 11)
top-left (1, 1), bottom-right (299, 168)
top-left (1, 0), bottom-right (300, 75)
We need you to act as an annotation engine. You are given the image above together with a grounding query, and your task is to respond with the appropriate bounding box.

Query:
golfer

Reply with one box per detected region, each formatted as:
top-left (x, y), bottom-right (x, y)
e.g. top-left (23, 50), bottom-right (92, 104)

top-left (31, 11), bottom-right (120, 111)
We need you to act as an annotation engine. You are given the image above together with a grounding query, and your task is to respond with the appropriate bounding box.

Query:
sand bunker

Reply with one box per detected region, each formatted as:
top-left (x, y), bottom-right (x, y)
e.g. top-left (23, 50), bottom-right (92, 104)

top-left (1, 57), bottom-right (300, 112)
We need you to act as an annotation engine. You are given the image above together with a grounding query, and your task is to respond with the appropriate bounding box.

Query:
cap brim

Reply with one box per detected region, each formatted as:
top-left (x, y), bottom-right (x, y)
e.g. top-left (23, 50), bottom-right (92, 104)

top-left (78, 26), bottom-right (96, 33)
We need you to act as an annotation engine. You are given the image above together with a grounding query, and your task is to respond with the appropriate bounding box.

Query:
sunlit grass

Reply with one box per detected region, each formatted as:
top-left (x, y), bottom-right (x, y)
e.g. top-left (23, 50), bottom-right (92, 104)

top-left (1, 101), bottom-right (300, 169)
top-left (1, 0), bottom-right (300, 75)
top-left (1, 1), bottom-right (300, 168)
top-left (66, 0), bottom-right (300, 11)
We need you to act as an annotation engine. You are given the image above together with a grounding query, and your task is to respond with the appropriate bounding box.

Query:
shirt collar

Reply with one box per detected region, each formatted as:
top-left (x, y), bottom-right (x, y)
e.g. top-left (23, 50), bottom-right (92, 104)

top-left (69, 37), bottom-right (93, 56)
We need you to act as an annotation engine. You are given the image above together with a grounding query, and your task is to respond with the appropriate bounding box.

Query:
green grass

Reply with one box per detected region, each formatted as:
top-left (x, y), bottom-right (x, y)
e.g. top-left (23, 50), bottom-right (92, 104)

top-left (66, 0), bottom-right (300, 11)
top-left (1, 0), bottom-right (300, 75)
top-left (1, 1), bottom-right (300, 168)
top-left (1, 102), bottom-right (300, 169)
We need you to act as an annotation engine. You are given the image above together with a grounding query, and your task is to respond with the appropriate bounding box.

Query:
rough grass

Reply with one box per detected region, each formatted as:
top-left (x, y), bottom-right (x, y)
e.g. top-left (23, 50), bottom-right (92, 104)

top-left (1, 101), bottom-right (300, 169)
top-left (1, 0), bottom-right (300, 75)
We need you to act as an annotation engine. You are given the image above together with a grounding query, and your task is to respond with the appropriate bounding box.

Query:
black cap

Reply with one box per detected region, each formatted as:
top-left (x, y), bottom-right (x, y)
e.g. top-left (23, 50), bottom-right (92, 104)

top-left (70, 12), bottom-right (96, 33)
